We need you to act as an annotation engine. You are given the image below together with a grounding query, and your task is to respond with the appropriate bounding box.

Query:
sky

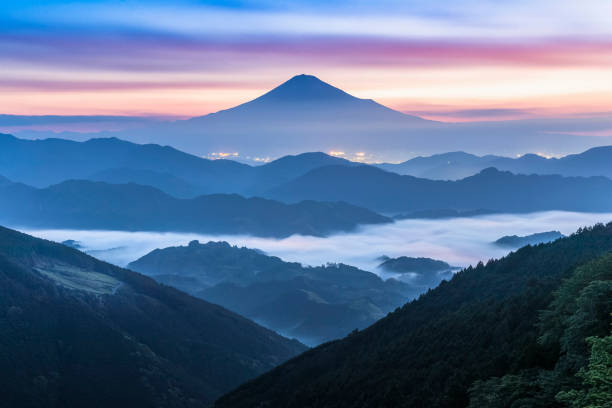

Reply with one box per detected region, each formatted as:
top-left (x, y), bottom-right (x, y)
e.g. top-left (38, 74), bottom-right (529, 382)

top-left (2, 0), bottom-right (612, 121)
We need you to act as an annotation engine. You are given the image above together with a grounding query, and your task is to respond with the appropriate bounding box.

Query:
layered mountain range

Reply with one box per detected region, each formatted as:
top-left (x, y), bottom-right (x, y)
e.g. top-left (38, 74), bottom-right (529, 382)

top-left (216, 223), bottom-right (612, 408)
top-left (128, 240), bottom-right (425, 345)
top-left (2, 132), bottom-right (612, 241)
top-left (0, 176), bottom-right (389, 237)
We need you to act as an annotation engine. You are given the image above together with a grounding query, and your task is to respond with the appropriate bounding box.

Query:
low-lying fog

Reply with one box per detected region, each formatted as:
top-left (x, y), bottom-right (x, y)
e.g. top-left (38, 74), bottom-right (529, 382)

top-left (19, 211), bottom-right (612, 275)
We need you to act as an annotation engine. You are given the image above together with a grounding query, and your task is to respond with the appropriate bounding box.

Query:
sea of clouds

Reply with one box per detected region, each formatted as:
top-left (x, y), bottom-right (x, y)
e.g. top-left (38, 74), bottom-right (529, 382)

top-left (19, 211), bottom-right (612, 275)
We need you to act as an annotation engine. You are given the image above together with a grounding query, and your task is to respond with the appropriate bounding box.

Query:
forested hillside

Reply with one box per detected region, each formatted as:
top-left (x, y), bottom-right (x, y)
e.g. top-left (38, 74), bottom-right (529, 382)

top-left (216, 223), bottom-right (612, 408)
top-left (0, 226), bottom-right (305, 407)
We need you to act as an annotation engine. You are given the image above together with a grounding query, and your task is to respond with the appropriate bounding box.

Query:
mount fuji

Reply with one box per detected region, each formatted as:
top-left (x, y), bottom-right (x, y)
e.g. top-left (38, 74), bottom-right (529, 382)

top-left (7, 74), bottom-right (612, 160)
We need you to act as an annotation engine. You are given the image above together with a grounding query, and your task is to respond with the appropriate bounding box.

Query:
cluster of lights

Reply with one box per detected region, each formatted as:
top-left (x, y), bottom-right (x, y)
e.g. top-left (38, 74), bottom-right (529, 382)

top-left (208, 152), bottom-right (239, 160)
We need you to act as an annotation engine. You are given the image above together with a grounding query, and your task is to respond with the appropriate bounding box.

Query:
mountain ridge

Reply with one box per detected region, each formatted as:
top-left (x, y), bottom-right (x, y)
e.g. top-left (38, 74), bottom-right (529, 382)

top-left (0, 177), bottom-right (391, 237)
top-left (266, 165), bottom-right (612, 213)
top-left (215, 222), bottom-right (612, 408)
top-left (0, 225), bottom-right (306, 407)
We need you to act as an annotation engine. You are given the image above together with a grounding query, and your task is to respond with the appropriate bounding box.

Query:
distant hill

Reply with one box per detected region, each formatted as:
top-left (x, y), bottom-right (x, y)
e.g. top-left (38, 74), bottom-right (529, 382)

top-left (0, 226), bottom-right (305, 407)
top-left (0, 132), bottom-right (252, 192)
top-left (128, 241), bottom-right (418, 346)
top-left (494, 231), bottom-right (565, 248)
top-left (6, 131), bottom-right (612, 204)
top-left (377, 256), bottom-right (458, 291)
top-left (215, 223), bottom-right (612, 408)
top-left (0, 133), bottom-right (355, 197)
top-left (87, 167), bottom-right (202, 198)
top-left (379, 256), bottom-right (458, 274)
top-left (378, 146), bottom-right (612, 180)
top-left (266, 165), bottom-right (612, 213)
top-left (0, 177), bottom-right (390, 237)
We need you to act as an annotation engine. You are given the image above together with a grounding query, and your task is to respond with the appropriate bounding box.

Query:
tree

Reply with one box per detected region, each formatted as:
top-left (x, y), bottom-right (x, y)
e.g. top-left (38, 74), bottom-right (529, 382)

top-left (557, 317), bottom-right (612, 408)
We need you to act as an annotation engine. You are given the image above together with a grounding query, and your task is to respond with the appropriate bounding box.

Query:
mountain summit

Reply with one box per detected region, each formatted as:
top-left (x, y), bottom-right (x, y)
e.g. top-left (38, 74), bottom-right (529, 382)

top-left (255, 74), bottom-right (358, 102)
top-left (207, 74), bottom-right (414, 121)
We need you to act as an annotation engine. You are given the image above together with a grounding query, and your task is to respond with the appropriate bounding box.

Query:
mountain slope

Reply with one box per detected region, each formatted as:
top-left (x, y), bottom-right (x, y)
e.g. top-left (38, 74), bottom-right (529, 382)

top-left (0, 226), bottom-right (305, 407)
top-left (128, 241), bottom-right (418, 346)
top-left (0, 178), bottom-right (390, 237)
top-left (198, 74), bottom-right (419, 123)
top-left (216, 222), bottom-right (612, 408)
top-left (267, 165), bottom-right (612, 213)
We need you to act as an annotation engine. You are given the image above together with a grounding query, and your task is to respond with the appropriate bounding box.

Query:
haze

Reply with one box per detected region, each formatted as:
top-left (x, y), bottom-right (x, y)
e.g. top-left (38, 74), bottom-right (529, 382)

top-left (20, 211), bottom-right (612, 272)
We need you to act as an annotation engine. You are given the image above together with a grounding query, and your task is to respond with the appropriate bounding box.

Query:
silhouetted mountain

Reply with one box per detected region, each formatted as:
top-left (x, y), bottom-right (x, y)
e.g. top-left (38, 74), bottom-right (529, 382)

top-left (378, 151), bottom-right (504, 179)
top-left (10, 76), bottom-right (612, 159)
top-left (0, 226), bottom-right (305, 407)
top-left (0, 133), bottom-right (251, 192)
top-left (197, 75), bottom-right (416, 123)
top-left (215, 223), bottom-right (612, 408)
top-left (129, 241), bottom-right (417, 346)
top-left (267, 165), bottom-right (612, 213)
top-left (379, 145), bottom-right (612, 180)
top-left (379, 256), bottom-right (457, 274)
top-left (252, 152), bottom-right (358, 190)
top-left (377, 256), bottom-right (458, 291)
top-left (0, 133), bottom-right (354, 197)
top-left (0, 178), bottom-right (390, 237)
top-left (494, 231), bottom-right (565, 248)
top-left (60, 239), bottom-right (83, 249)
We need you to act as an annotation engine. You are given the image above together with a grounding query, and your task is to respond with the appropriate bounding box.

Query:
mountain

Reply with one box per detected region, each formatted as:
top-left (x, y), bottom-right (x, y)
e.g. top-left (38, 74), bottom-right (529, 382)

top-left (0, 133), bottom-right (354, 196)
top-left (0, 132), bottom-right (252, 192)
top-left (87, 167), bottom-right (201, 198)
top-left (195, 74), bottom-right (418, 123)
top-left (0, 226), bottom-right (305, 407)
top-left (266, 165), bottom-right (612, 213)
top-left (377, 256), bottom-right (458, 290)
top-left (6, 131), bottom-right (612, 203)
top-left (215, 222), bottom-right (612, 408)
top-left (0, 178), bottom-right (390, 237)
top-left (494, 231), bottom-right (565, 248)
top-left (377, 151), bottom-right (505, 180)
top-left (128, 241), bottom-right (417, 346)
top-left (378, 256), bottom-right (458, 273)
top-left (251, 152), bottom-right (358, 190)
top-left (378, 146), bottom-right (612, 180)
top-left (8, 76), bottom-right (612, 159)
top-left (108, 74), bottom-right (434, 158)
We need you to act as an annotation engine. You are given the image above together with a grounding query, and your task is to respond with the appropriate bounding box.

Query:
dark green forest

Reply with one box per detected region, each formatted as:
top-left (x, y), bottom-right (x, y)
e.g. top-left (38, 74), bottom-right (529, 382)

top-left (216, 223), bottom-right (612, 407)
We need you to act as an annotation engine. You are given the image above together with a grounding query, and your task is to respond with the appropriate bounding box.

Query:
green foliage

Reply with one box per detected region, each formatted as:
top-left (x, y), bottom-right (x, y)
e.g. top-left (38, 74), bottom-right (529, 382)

top-left (557, 319), bottom-right (612, 408)
top-left (216, 223), bottom-right (612, 408)
top-left (467, 252), bottom-right (612, 407)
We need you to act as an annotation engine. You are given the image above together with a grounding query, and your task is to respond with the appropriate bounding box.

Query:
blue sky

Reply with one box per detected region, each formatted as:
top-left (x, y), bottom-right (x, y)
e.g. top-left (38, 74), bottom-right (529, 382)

top-left (2, 0), bottom-right (612, 120)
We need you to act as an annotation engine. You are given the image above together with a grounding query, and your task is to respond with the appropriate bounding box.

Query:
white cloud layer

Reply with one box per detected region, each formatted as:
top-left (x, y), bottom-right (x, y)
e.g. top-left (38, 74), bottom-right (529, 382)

top-left (18, 211), bottom-right (612, 273)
